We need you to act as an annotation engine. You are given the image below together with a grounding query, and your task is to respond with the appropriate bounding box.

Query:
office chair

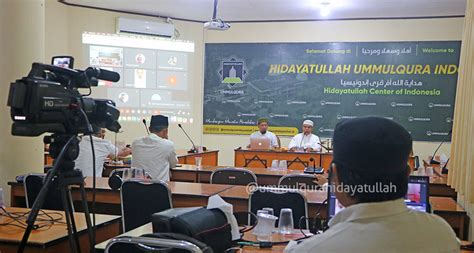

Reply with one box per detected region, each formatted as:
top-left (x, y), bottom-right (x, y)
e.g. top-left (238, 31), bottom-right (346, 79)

top-left (276, 135), bottom-right (281, 148)
top-left (120, 179), bottom-right (172, 232)
top-left (105, 236), bottom-right (204, 253)
top-left (249, 187), bottom-right (308, 228)
top-left (278, 174), bottom-right (320, 189)
top-left (24, 173), bottom-right (74, 211)
top-left (210, 167), bottom-right (257, 186)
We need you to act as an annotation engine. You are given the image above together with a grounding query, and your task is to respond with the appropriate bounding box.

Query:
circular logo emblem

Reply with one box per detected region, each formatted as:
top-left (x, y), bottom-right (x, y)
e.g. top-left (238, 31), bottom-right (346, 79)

top-left (320, 100), bottom-right (326, 106)
top-left (408, 116), bottom-right (414, 122)
top-left (355, 101), bottom-right (360, 106)
top-left (337, 114), bottom-right (342, 120)
top-left (428, 103), bottom-right (434, 108)
top-left (391, 102), bottom-right (396, 107)
top-left (426, 131), bottom-right (432, 136)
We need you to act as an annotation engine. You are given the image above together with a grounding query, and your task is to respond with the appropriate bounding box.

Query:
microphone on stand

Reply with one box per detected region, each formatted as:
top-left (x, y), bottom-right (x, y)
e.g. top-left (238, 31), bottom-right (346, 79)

top-left (178, 124), bottom-right (197, 153)
top-left (429, 129), bottom-right (452, 165)
top-left (142, 119), bottom-right (150, 135)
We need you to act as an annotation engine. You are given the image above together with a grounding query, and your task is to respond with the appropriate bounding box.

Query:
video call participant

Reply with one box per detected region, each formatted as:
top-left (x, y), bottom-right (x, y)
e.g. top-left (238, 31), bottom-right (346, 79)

top-left (288, 120), bottom-right (321, 152)
top-left (74, 127), bottom-right (132, 177)
top-left (131, 115), bottom-right (178, 181)
top-left (286, 116), bottom-right (459, 252)
top-left (248, 118), bottom-right (279, 148)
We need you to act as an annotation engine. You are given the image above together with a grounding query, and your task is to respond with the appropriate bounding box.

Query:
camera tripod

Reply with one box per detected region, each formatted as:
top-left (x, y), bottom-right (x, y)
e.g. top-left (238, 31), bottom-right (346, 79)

top-left (18, 134), bottom-right (94, 253)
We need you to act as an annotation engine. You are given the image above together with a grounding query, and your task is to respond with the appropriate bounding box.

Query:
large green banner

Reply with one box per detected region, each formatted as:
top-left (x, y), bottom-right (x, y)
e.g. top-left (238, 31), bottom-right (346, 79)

top-left (203, 41), bottom-right (460, 141)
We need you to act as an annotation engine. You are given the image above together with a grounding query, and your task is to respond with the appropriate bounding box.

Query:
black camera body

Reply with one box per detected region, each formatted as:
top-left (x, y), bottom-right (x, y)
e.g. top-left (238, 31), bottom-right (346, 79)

top-left (7, 62), bottom-right (121, 136)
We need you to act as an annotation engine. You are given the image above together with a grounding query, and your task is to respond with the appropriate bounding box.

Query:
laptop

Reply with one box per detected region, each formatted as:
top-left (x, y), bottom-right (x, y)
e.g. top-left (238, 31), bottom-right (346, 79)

top-left (327, 175), bottom-right (430, 222)
top-left (250, 137), bottom-right (271, 150)
top-left (404, 175), bottom-right (430, 212)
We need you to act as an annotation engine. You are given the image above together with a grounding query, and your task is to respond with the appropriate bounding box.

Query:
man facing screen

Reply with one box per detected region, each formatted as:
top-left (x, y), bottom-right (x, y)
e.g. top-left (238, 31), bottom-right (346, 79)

top-left (285, 116), bottom-right (458, 252)
top-left (131, 115), bottom-right (178, 181)
top-left (248, 118), bottom-right (279, 148)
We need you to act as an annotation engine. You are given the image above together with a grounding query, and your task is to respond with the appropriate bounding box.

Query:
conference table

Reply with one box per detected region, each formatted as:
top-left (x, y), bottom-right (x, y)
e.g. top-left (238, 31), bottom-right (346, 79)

top-left (95, 222), bottom-right (310, 253)
top-left (171, 165), bottom-right (456, 199)
top-left (95, 222), bottom-right (473, 253)
top-left (102, 149), bottom-right (219, 176)
top-left (8, 177), bottom-right (327, 218)
top-left (46, 149), bottom-right (219, 168)
top-left (8, 175), bottom-right (467, 239)
top-left (0, 207), bottom-right (120, 253)
top-left (234, 149), bottom-right (416, 171)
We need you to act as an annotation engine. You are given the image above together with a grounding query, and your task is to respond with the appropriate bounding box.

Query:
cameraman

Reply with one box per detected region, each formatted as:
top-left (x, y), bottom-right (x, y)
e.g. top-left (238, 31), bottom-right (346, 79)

top-left (74, 126), bottom-right (131, 177)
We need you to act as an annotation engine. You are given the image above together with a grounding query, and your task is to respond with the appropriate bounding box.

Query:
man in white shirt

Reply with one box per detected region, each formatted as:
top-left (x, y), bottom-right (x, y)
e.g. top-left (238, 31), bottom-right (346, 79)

top-left (131, 115), bottom-right (178, 181)
top-left (249, 118), bottom-right (279, 148)
top-left (288, 120), bottom-right (321, 152)
top-left (286, 116), bottom-right (459, 253)
top-left (74, 127), bottom-right (131, 177)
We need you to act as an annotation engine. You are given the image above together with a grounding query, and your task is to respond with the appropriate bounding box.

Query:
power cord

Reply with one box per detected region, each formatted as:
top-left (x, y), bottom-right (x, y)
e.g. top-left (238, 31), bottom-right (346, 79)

top-left (0, 207), bottom-right (64, 230)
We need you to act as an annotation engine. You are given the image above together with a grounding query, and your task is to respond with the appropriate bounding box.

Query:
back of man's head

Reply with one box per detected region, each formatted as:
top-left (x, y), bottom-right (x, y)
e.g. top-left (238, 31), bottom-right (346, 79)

top-left (332, 116), bottom-right (412, 203)
top-left (149, 115), bottom-right (169, 135)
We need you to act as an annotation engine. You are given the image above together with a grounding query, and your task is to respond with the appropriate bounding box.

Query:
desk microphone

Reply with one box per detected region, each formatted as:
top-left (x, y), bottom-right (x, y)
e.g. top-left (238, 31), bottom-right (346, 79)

top-left (178, 124), bottom-right (197, 153)
top-left (430, 129), bottom-right (452, 165)
top-left (310, 157), bottom-right (317, 169)
top-left (319, 142), bottom-right (331, 152)
top-left (142, 119), bottom-right (150, 135)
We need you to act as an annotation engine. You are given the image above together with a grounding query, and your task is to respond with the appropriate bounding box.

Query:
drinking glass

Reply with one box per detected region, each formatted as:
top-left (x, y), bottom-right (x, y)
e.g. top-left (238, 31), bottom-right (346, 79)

top-left (278, 208), bottom-right (294, 234)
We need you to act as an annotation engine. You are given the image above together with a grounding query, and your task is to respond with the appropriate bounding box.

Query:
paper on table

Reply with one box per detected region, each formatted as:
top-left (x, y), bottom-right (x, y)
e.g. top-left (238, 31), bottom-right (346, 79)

top-left (207, 195), bottom-right (240, 240)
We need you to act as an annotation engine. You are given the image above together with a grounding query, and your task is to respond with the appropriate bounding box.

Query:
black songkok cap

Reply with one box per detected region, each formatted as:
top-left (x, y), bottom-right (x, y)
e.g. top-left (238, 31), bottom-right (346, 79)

top-left (332, 116), bottom-right (412, 174)
top-left (150, 115), bottom-right (169, 128)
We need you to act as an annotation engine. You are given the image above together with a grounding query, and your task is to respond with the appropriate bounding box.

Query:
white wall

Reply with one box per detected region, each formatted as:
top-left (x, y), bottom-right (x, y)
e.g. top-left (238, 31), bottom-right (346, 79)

top-left (0, 0), bottom-right (46, 206)
top-left (203, 18), bottom-right (463, 165)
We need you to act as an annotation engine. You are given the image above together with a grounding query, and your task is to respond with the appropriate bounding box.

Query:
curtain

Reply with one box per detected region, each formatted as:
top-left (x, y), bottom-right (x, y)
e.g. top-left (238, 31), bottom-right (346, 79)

top-left (448, 0), bottom-right (474, 206)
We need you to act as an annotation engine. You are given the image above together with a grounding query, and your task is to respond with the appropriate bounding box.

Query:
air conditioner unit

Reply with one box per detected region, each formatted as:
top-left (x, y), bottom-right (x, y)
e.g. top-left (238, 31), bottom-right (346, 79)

top-left (116, 17), bottom-right (174, 38)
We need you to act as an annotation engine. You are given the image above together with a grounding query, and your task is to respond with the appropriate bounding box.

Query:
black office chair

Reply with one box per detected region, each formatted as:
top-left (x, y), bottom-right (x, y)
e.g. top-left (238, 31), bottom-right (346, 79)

top-left (105, 236), bottom-right (205, 253)
top-left (249, 187), bottom-right (308, 229)
top-left (278, 174), bottom-right (320, 189)
top-left (109, 169), bottom-right (152, 190)
top-left (120, 179), bottom-right (172, 232)
top-left (24, 173), bottom-right (74, 211)
top-left (210, 168), bottom-right (257, 186)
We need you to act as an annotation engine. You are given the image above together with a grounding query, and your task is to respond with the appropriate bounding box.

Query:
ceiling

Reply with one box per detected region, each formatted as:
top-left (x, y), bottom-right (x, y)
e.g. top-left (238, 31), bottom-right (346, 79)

top-left (61, 0), bottom-right (466, 23)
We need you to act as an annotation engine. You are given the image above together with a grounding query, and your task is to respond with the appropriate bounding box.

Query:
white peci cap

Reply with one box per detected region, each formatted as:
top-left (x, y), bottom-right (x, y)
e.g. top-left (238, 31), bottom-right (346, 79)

top-left (303, 120), bottom-right (314, 127)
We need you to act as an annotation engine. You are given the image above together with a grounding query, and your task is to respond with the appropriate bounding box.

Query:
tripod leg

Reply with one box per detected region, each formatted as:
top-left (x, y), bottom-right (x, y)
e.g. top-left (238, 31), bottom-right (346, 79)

top-left (79, 183), bottom-right (95, 253)
top-left (61, 186), bottom-right (78, 253)
top-left (65, 186), bottom-right (82, 253)
top-left (18, 168), bottom-right (58, 253)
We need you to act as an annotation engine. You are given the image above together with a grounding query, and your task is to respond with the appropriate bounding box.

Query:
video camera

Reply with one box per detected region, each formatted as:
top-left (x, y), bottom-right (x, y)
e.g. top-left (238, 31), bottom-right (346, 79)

top-left (7, 59), bottom-right (121, 136)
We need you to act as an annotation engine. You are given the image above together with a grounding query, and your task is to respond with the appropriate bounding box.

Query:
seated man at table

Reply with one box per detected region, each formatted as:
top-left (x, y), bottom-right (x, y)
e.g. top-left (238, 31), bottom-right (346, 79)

top-left (75, 127), bottom-right (132, 177)
top-left (132, 115), bottom-right (178, 181)
top-left (248, 118), bottom-right (279, 148)
top-left (288, 120), bottom-right (321, 152)
top-left (285, 116), bottom-right (459, 253)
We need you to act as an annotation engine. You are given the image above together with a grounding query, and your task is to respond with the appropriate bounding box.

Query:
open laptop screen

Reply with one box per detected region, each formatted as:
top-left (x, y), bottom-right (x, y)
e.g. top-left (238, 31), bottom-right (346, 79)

top-left (250, 137), bottom-right (270, 150)
top-left (328, 175), bottom-right (430, 221)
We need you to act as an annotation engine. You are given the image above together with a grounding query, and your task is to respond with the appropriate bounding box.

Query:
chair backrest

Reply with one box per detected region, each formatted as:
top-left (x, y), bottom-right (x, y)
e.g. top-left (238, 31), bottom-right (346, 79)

top-left (24, 173), bottom-right (72, 211)
top-left (276, 135), bottom-right (281, 148)
top-left (249, 188), bottom-right (308, 229)
top-left (210, 168), bottom-right (257, 186)
top-left (120, 179), bottom-right (173, 232)
top-left (278, 174), bottom-right (319, 189)
top-left (105, 236), bottom-right (204, 253)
